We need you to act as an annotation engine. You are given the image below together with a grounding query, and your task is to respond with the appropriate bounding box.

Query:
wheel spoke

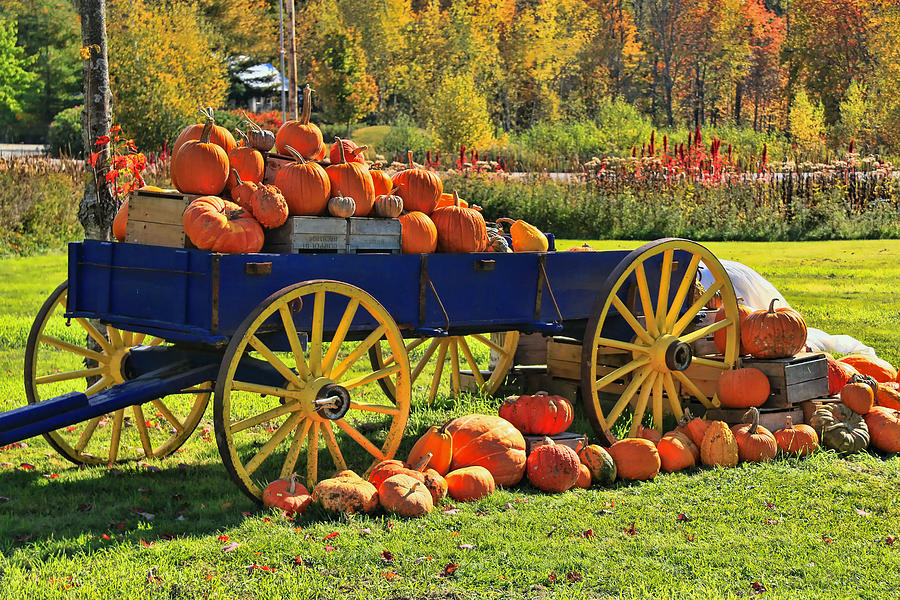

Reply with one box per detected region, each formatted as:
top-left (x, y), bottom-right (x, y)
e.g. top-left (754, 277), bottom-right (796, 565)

top-left (84, 375), bottom-right (109, 397)
top-left (428, 341), bottom-right (449, 404)
top-left (248, 335), bottom-right (304, 388)
top-left (593, 356), bottom-right (650, 392)
top-left (306, 421), bottom-right (320, 487)
top-left (411, 339), bottom-right (441, 383)
top-left (131, 332), bottom-right (146, 346)
top-left (145, 336), bottom-right (164, 346)
top-left (230, 380), bottom-right (304, 401)
top-left (604, 366), bottom-right (653, 428)
top-left (334, 418), bottom-right (385, 460)
top-left (671, 281), bottom-right (723, 337)
top-left (449, 341), bottom-right (461, 396)
top-left (74, 417), bottom-right (102, 453)
top-left (628, 371), bottom-right (657, 437)
top-left (107, 327), bottom-right (123, 349)
top-left (151, 399), bottom-right (185, 434)
top-left (74, 318), bottom-right (112, 353)
top-left (691, 356), bottom-right (730, 370)
top-left (122, 330), bottom-right (133, 347)
top-left (329, 325), bottom-right (387, 382)
top-left (308, 291), bottom-right (326, 376)
top-left (279, 305), bottom-right (312, 381)
top-left (595, 337), bottom-right (650, 354)
top-left (108, 410), bottom-right (124, 463)
top-left (321, 298), bottom-right (360, 376)
top-left (664, 253), bottom-right (702, 331)
top-left (279, 418), bottom-right (311, 480)
top-left (458, 337), bottom-right (485, 389)
top-left (656, 249), bottom-right (674, 332)
top-left (321, 424), bottom-right (347, 471)
top-left (651, 373), bottom-right (664, 433)
top-left (470, 333), bottom-right (504, 354)
top-left (36, 366), bottom-right (105, 385)
top-left (132, 404), bottom-right (153, 457)
top-left (244, 411), bottom-right (305, 476)
top-left (341, 363), bottom-right (401, 390)
top-left (37, 335), bottom-right (106, 362)
top-left (349, 402), bottom-right (401, 416)
top-left (680, 318), bottom-right (731, 345)
top-left (381, 338), bottom-right (427, 368)
top-left (611, 295), bottom-right (654, 345)
top-left (634, 262), bottom-right (658, 336)
top-left (230, 400), bottom-right (300, 434)
top-left (673, 370), bottom-right (713, 408)
top-left (663, 373), bottom-right (684, 420)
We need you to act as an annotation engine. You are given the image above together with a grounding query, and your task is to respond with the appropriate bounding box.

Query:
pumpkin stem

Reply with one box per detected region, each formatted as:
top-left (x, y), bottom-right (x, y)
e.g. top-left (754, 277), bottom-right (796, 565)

top-left (541, 436), bottom-right (555, 446)
top-left (241, 109), bottom-right (263, 131)
top-left (335, 137), bottom-right (347, 164)
top-left (300, 85), bottom-right (313, 125)
top-left (350, 145), bottom-right (368, 158)
top-left (288, 472), bottom-right (298, 494)
top-left (784, 416), bottom-right (794, 429)
top-left (744, 406), bottom-right (761, 434)
top-left (767, 298), bottom-right (779, 314)
top-left (452, 190), bottom-right (461, 207)
top-left (235, 128), bottom-right (249, 147)
top-left (284, 145), bottom-right (307, 165)
top-left (231, 168), bottom-right (243, 186)
top-left (198, 106), bottom-right (215, 124)
top-left (411, 451), bottom-right (433, 471)
top-left (199, 120), bottom-right (213, 144)
top-left (407, 150), bottom-right (414, 169)
top-left (678, 407), bottom-right (694, 427)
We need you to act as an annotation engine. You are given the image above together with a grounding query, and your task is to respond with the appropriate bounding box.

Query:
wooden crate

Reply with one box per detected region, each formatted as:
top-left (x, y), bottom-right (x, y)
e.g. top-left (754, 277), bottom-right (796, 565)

top-left (488, 332), bottom-right (546, 370)
top-left (263, 216), bottom-right (401, 254)
top-left (688, 309), bottom-right (719, 357)
top-left (705, 406), bottom-right (803, 431)
top-left (124, 190), bottom-right (197, 248)
top-left (536, 374), bottom-right (581, 403)
top-left (742, 352), bottom-right (829, 408)
top-left (546, 337), bottom-right (629, 395)
top-left (524, 431), bottom-right (587, 456)
top-left (460, 365), bottom-right (547, 396)
top-left (680, 361), bottom-right (721, 401)
top-left (262, 153), bottom-right (294, 185)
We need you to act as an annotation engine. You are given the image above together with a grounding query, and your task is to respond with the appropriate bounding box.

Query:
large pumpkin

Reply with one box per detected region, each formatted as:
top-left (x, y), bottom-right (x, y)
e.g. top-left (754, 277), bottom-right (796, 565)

top-left (329, 138), bottom-right (367, 165)
top-left (677, 409), bottom-right (711, 448)
top-left (398, 211), bottom-right (438, 254)
top-left (249, 184), bottom-right (289, 229)
top-left (578, 443), bottom-right (616, 485)
top-left (607, 438), bottom-right (660, 480)
top-left (496, 218), bottom-right (548, 252)
top-left (525, 437), bottom-right (581, 493)
top-left (431, 192), bottom-right (489, 253)
top-left (716, 367), bottom-right (770, 408)
top-left (182, 196), bottom-right (264, 253)
top-left (773, 416), bottom-right (818, 456)
top-left (225, 130), bottom-right (265, 191)
top-left (274, 145), bottom-right (331, 216)
top-left (863, 407), bottom-right (900, 453)
top-left (808, 403), bottom-right (869, 454)
top-left (445, 466), bottom-right (495, 501)
top-left (838, 354), bottom-right (898, 383)
top-left (406, 423), bottom-right (452, 476)
top-left (446, 414), bottom-right (526, 486)
top-left (741, 299), bottom-right (807, 359)
top-left (827, 354), bottom-right (859, 395)
top-left (713, 302), bottom-right (753, 355)
top-left (498, 391), bottom-right (574, 436)
top-left (657, 430), bottom-right (698, 472)
top-left (171, 107), bottom-right (236, 189)
top-left (370, 170), bottom-right (393, 198)
top-left (700, 421), bottom-right (739, 467)
top-left (378, 473), bottom-right (433, 518)
top-left (841, 374), bottom-right (876, 415)
top-left (392, 151), bottom-right (442, 214)
top-left (730, 407), bottom-right (778, 462)
top-left (171, 121), bottom-right (229, 195)
top-left (368, 454), bottom-right (429, 490)
top-left (876, 382), bottom-right (900, 410)
top-left (311, 470), bottom-right (379, 514)
top-left (325, 137), bottom-right (375, 216)
top-left (275, 85), bottom-right (323, 158)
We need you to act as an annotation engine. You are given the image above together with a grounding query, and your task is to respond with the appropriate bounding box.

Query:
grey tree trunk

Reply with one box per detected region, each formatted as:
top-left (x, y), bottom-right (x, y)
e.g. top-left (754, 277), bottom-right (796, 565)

top-left (78, 0), bottom-right (114, 241)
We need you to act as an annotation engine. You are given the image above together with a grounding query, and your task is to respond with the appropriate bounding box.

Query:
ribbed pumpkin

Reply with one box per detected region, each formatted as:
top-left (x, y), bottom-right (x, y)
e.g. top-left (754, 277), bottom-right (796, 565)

top-left (312, 470), bottom-right (379, 514)
top-left (741, 299), bottom-right (807, 359)
top-left (716, 367), bottom-right (770, 408)
top-left (841, 374), bottom-right (876, 415)
top-left (422, 469), bottom-right (448, 505)
top-left (243, 115), bottom-right (275, 152)
top-left (713, 301), bottom-right (753, 354)
top-left (607, 438), bottom-right (660, 480)
top-left (863, 407), bottom-right (900, 453)
top-left (498, 391), bottom-right (574, 436)
top-left (370, 170), bottom-right (393, 197)
top-left (368, 453), bottom-right (430, 490)
top-left (171, 121), bottom-right (229, 195)
top-left (731, 408), bottom-right (778, 462)
top-left (378, 473), bottom-right (433, 517)
top-left (275, 85), bottom-right (323, 158)
top-left (445, 466), bottom-right (495, 501)
top-left (525, 437), bottom-right (581, 493)
top-left (677, 409), bottom-right (711, 448)
top-left (182, 196), bottom-right (264, 253)
top-left (171, 107), bottom-right (236, 189)
top-left (230, 169), bottom-right (260, 212)
top-left (398, 211), bottom-right (438, 254)
top-left (657, 430), bottom-right (699, 472)
top-left (446, 414), bottom-right (526, 486)
top-left (700, 420), bottom-right (739, 467)
top-left (636, 425), bottom-right (662, 445)
top-left (325, 137), bottom-right (375, 216)
top-left (578, 443), bottom-right (617, 485)
top-left (113, 199), bottom-right (129, 242)
top-left (876, 382), bottom-right (900, 410)
top-left (437, 193), bottom-right (470, 209)
top-left (262, 473), bottom-right (312, 515)
top-left (275, 145), bottom-right (331, 216)
top-left (827, 354), bottom-right (859, 395)
top-left (574, 464), bottom-right (591, 489)
top-left (838, 354), bottom-right (898, 383)
top-left (329, 138), bottom-right (367, 165)
top-left (327, 192), bottom-right (356, 218)
top-left (249, 184), bottom-right (288, 229)
top-left (373, 189), bottom-right (404, 218)
top-left (808, 403), bottom-right (870, 454)
top-left (773, 416), bottom-right (818, 456)
top-left (496, 218), bottom-right (548, 252)
top-left (225, 130), bottom-right (265, 191)
top-left (431, 192), bottom-right (489, 253)
top-left (406, 423), bottom-right (453, 476)
top-left (392, 151), bottom-right (442, 214)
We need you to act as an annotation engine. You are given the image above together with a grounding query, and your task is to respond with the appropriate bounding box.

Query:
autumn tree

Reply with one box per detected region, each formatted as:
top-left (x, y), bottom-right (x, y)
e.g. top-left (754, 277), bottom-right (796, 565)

top-left (428, 71), bottom-right (493, 153)
top-left (308, 30), bottom-right (378, 135)
top-left (0, 19), bottom-right (38, 137)
top-left (789, 88), bottom-right (825, 156)
top-left (739, 0), bottom-right (785, 131)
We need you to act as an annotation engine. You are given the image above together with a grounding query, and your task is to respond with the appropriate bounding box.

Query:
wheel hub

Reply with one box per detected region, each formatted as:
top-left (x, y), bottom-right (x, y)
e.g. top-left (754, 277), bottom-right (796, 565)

top-left (298, 377), bottom-right (351, 422)
top-left (647, 334), bottom-right (693, 372)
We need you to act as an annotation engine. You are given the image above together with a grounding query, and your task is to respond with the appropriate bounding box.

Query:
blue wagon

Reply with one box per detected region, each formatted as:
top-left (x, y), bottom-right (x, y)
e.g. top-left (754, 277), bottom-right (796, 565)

top-left (4, 238), bottom-right (741, 501)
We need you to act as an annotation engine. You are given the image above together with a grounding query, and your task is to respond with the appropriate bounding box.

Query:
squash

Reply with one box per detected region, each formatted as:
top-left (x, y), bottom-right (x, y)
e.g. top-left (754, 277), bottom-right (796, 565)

top-left (496, 218), bottom-right (548, 252)
top-left (525, 437), bottom-right (581, 493)
top-left (262, 473), bottom-right (311, 515)
top-left (574, 464), bottom-right (591, 489)
top-left (657, 430), bottom-right (698, 472)
top-left (370, 169), bottom-right (393, 198)
top-left (730, 408), bottom-right (778, 462)
top-left (446, 414), bottom-right (526, 486)
top-left (378, 473), bottom-right (433, 517)
top-left (773, 416), bottom-right (818, 456)
top-left (876, 382), bottom-right (900, 410)
top-left (243, 115), bottom-right (275, 152)
top-left (741, 299), bottom-right (807, 359)
top-left (311, 470), bottom-right (379, 514)
top-left (421, 469), bottom-right (448, 505)
top-left (372, 189), bottom-right (404, 218)
top-left (275, 85), bottom-right (323, 158)
top-left (637, 425), bottom-right (662, 445)
top-left (677, 409), bottom-right (711, 448)
top-left (113, 199), bottom-right (128, 242)
top-left (431, 191), bottom-right (489, 253)
top-left (398, 211), bottom-right (438, 254)
top-left (406, 423), bottom-right (453, 476)
top-left (607, 438), bottom-right (660, 480)
top-left (275, 145), bottom-right (331, 216)
top-left (808, 403), bottom-right (870, 454)
top-left (445, 466), bottom-right (495, 501)
top-left (578, 443), bottom-right (617, 485)
top-left (838, 354), bottom-right (898, 383)
top-left (249, 184), bottom-right (288, 229)
top-left (486, 225), bottom-right (512, 253)
top-left (329, 138), bottom-right (367, 165)
top-left (327, 192), bottom-right (356, 218)
top-left (182, 196), bottom-right (264, 253)
top-left (226, 129), bottom-right (265, 191)
top-left (863, 407), bottom-right (900, 453)
top-left (497, 391), bottom-right (574, 436)
top-left (171, 107), bottom-right (236, 188)
top-left (325, 137), bottom-right (375, 216)
top-left (826, 354), bottom-right (859, 395)
top-left (716, 367), bottom-right (770, 408)
top-left (713, 301), bottom-right (753, 354)
top-left (368, 453), bottom-right (430, 490)
top-left (840, 374), bottom-right (876, 415)
top-left (230, 169), bottom-right (260, 212)
top-left (700, 421), bottom-right (739, 467)
top-left (171, 121), bottom-right (229, 195)
top-left (391, 151), bottom-right (442, 214)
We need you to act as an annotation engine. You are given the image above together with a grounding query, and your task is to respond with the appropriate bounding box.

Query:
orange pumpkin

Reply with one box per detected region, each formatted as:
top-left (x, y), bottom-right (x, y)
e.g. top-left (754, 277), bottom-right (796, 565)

top-left (182, 196), bottom-right (264, 253)
top-left (731, 407), bottom-right (777, 462)
top-left (657, 430), bottom-right (698, 472)
top-left (398, 211), bottom-right (438, 254)
top-left (498, 391), bottom-right (574, 436)
top-left (230, 169), bottom-right (260, 212)
top-left (422, 468), bottom-right (448, 505)
top-left (275, 85), bottom-right (323, 158)
top-left (574, 464), bottom-right (591, 489)
top-left (431, 192), bottom-right (489, 253)
top-left (325, 137), bottom-right (375, 216)
top-left (171, 121), bottom-right (229, 195)
top-left (838, 354), bottom-right (898, 383)
top-left (392, 151), bottom-right (442, 214)
top-left (171, 107), bottom-right (236, 189)
top-left (841, 375), bottom-right (875, 415)
top-left (436, 192), bottom-right (469, 209)
top-left (773, 416), bottom-right (818, 456)
top-left (370, 169), bottom-right (393, 197)
top-left (716, 367), bottom-right (770, 408)
top-left (446, 414), bottom-right (526, 486)
top-left (274, 145), bottom-right (331, 216)
top-left (368, 453), bottom-right (430, 490)
top-left (827, 354), bottom-right (859, 395)
top-left (876, 382), bottom-right (900, 410)
top-left (329, 138), bottom-right (367, 165)
top-left (225, 129), bottom-right (265, 191)
top-left (741, 299), bottom-right (807, 359)
top-left (637, 425), bottom-right (662, 445)
top-left (525, 437), bottom-right (581, 493)
top-left (406, 423), bottom-right (452, 476)
top-left (677, 409), bottom-right (711, 448)
top-left (249, 184), bottom-right (288, 229)
top-left (863, 406), bottom-right (900, 453)
top-left (607, 438), bottom-right (660, 480)
top-left (113, 199), bottom-right (128, 242)
top-left (262, 473), bottom-right (312, 515)
top-left (312, 470), bottom-right (379, 514)
top-left (700, 420), bottom-right (739, 467)
top-left (444, 466), bottom-right (495, 501)
top-left (713, 302), bottom-right (753, 355)
top-left (378, 473), bottom-right (433, 517)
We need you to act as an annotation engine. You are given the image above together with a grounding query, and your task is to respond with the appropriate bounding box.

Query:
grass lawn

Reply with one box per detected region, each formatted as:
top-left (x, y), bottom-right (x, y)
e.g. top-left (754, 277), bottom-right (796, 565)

top-left (351, 126), bottom-right (392, 155)
top-left (1, 241), bottom-right (899, 599)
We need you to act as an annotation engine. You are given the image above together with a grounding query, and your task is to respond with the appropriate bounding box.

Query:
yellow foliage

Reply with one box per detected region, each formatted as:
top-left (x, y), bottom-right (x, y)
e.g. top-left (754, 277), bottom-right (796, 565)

top-left (428, 72), bottom-right (494, 154)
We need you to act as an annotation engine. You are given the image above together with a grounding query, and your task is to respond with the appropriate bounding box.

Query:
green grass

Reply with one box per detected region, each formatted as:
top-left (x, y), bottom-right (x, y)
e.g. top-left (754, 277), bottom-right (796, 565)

top-left (352, 126), bottom-right (393, 154)
top-left (1, 243), bottom-right (900, 599)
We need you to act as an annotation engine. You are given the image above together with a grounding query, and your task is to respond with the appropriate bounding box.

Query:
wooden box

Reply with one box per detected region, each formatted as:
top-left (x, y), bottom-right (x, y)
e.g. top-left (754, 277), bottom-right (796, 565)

top-left (124, 190), bottom-right (197, 248)
top-left (705, 406), bottom-right (803, 431)
top-left (347, 217), bottom-right (402, 254)
top-left (546, 337), bottom-right (628, 395)
top-left (524, 431), bottom-right (587, 456)
top-left (460, 365), bottom-right (546, 396)
top-left (799, 395), bottom-right (841, 424)
top-left (742, 352), bottom-right (829, 408)
top-left (688, 309), bottom-right (719, 357)
top-left (262, 153), bottom-right (294, 185)
top-left (263, 216), bottom-right (401, 254)
top-left (681, 360), bottom-right (721, 401)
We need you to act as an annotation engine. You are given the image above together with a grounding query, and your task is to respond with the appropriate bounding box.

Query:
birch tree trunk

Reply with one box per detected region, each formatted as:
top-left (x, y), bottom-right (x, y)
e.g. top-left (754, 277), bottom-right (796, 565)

top-left (78, 0), bottom-right (114, 241)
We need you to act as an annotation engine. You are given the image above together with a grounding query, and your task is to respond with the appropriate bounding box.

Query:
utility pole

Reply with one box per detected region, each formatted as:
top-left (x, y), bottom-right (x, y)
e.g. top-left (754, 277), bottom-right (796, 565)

top-left (285, 0), bottom-right (298, 120)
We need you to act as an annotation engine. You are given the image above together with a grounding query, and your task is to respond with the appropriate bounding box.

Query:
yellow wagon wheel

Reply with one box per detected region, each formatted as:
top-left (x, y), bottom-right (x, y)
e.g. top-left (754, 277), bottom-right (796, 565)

top-left (580, 239), bottom-right (739, 438)
top-left (213, 280), bottom-right (411, 502)
top-left (24, 281), bottom-right (211, 464)
top-left (368, 331), bottom-right (521, 402)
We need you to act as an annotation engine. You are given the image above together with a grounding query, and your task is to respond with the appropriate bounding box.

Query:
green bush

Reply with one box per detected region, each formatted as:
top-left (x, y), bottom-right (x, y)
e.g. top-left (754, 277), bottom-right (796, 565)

top-left (47, 106), bottom-right (83, 158)
top-left (379, 115), bottom-right (434, 160)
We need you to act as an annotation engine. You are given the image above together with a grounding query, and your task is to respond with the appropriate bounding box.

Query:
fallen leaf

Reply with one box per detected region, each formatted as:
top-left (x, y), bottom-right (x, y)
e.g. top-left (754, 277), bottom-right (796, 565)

top-left (442, 508), bottom-right (461, 515)
top-left (750, 581), bottom-right (767, 595)
top-left (676, 513), bottom-right (692, 522)
top-left (77, 503), bottom-right (93, 512)
top-left (19, 463), bottom-right (34, 471)
top-left (381, 550), bottom-right (394, 563)
top-left (42, 473), bottom-right (60, 479)
top-left (130, 507), bottom-right (155, 521)
top-left (764, 501), bottom-right (775, 510)
top-left (171, 494), bottom-right (184, 501)
top-left (160, 533), bottom-right (177, 540)
top-left (14, 534), bottom-right (31, 542)
top-left (324, 532), bottom-right (339, 540)
top-left (146, 567), bottom-right (162, 583)
top-left (581, 529), bottom-right (595, 539)
top-left (222, 542), bottom-right (241, 553)
top-left (138, 488), bottom-right (152, 494)
top-left (324, 545), bottom-right (336, 552)
top-left (293, 556), bottom-right (304, 566)
top-left (623, 522), bottom-right (637, 536)
top-left (101, 534), bottom-right (111, 540)
top-left (822, 535), bottom-right (833, 544)
top-left (885, 536), bottom-right (895, 546)
top-left (764, 519), bottom-right (778, 525)
top-left (458, 543), bottom-right (475, 549)
top-left (686, 533), bottom-right (695, 542)
top-left (597, 509), bottom-right (614, 515)
top-left (414, 556), bottom-right (433, 564)
top-left (439, 562), bottom-right (458, 577)
top-left (382, 570), bottom-right (396, 579)
top-left (546, 527), bottom-right (557, 538)
top-left (854, 508), bottom-right (871, 517)
top-left (475, 510), bottom-right (488, 516)
top-left (218, 535), bottom-right (229, 542)
top-left (221, 502), bottom-right (233, 509)
top-left (241, 512), bottom-right (253, 517)
top-left (504, 502), bottom-right (515, 510)
top-left (566, 571), bottom-right (582, 582)
top-left (547, 572), bottom-right (558, 584)
top-left (246, 564), bottom-right (275, 574)
top-left (358, 528), bottom-right (371, 535)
